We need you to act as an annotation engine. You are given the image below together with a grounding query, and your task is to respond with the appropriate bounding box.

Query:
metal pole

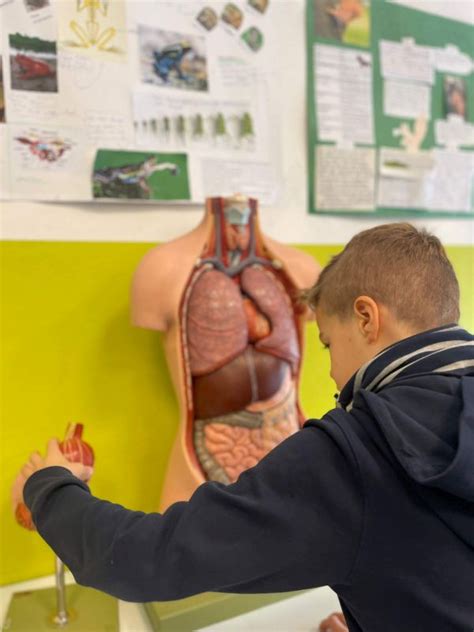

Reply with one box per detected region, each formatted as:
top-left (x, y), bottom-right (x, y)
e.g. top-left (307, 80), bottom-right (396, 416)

top-left (53, 556), bottom-right (68, 627)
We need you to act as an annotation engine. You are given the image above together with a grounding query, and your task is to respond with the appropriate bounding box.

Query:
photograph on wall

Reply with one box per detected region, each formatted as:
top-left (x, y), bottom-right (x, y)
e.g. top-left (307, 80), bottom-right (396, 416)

top-left (23, 0), bottom-right (50, 12)
top-left (9, 33), bottom-right (58, 92)
top-left (196, 7), bottom-right (218, 32)
top-left (23, 0), bottom-right (50, 13)
top-left (92, 149), bottom-right (190, 200)
top-left (138, 26), bottom-right (208, 92)
top-left (7, 122), bottom-right (90, 200)
top-left (248, 0), bottom-right (269, 15)
top-left (443, 76), bottom-right (468, 120)
top-left (133, 90), bottom-right (257, 152)
top-left (313, 0), bottom-right (370, 48)
top-left (13, 130), bottom-right (73, 165)
top-left (221, 3), bottom-right (244, 30)
top-left (241, 27), bottom-right (264, 52)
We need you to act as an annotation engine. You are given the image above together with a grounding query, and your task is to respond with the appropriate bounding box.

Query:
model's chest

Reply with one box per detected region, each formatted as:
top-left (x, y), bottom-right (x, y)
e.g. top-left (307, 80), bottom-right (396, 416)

top-left (182, 265), bottom-right (300, 376)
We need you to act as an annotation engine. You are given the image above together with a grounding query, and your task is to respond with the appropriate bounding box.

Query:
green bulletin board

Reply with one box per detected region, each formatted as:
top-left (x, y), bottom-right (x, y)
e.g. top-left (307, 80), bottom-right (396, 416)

top-left (307, 0), bottom-right (474, 217)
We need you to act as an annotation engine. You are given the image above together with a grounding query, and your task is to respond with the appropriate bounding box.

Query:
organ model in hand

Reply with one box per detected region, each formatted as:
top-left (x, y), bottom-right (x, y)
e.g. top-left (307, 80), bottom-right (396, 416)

top-left (14, 423), bottom-right (94, 531)
top-left (131, 195), bottom-right (320, 509)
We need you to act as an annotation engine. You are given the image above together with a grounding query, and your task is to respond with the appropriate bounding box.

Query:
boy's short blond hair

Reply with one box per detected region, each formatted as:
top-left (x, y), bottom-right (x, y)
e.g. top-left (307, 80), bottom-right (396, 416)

top-left (305, 223), bottom-right (460, 329)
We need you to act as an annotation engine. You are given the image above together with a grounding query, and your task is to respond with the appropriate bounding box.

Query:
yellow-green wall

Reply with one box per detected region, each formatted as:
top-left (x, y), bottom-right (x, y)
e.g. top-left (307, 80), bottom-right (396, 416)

top-left (0, 242), bottom-right (472, 586)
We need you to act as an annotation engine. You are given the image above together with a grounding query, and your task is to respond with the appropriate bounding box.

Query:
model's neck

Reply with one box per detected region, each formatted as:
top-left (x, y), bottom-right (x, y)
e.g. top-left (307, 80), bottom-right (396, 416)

top-left (197, 197), bottom-right (270, 276)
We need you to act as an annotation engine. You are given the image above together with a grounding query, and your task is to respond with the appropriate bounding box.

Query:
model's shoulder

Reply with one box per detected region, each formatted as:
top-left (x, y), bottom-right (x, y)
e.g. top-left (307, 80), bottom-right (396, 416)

top-left (130, 242), bottom-right (182, 331)
top-left (134, 231), bottom-right (199, 277)
top-left (264, 237), bottom-right (321, 289)
top-left (131, 229), bottom-right (206, 330)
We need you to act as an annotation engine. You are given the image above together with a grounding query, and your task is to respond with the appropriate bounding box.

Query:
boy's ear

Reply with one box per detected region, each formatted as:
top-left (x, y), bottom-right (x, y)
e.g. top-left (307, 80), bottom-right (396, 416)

top-left (353, 296), bottom-right (380, 343)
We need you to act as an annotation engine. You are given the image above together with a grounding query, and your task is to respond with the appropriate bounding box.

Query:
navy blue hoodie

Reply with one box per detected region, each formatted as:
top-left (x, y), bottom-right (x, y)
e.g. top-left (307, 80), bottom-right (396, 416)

top-left (24, 324), bottom-right (474, 631)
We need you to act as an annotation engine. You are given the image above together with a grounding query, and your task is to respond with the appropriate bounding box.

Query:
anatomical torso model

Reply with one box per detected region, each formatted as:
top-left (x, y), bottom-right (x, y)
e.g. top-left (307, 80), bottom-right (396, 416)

top-left (132, 196), bottom-right (320, 510)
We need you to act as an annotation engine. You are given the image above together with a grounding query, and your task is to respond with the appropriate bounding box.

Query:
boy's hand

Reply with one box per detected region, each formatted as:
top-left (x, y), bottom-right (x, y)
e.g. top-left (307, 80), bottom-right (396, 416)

top-left (11, 439), bottom-right (94, 510)
top-left (319, 612), bottom-right (349, 632)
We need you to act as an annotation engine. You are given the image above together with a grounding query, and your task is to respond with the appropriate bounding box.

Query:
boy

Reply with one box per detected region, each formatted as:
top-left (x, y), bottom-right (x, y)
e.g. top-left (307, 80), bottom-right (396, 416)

top-left (14, 224), bottom-right (474, 631)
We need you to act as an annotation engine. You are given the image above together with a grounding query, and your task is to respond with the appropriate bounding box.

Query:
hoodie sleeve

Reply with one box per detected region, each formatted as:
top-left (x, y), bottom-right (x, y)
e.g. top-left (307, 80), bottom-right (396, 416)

top-left (24, 423), bottom-right (363, 602)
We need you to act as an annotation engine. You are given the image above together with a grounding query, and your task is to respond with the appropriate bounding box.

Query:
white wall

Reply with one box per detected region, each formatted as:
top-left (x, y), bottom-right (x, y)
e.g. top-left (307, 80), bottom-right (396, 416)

top-left (1, 0), bottom-right (473, 245)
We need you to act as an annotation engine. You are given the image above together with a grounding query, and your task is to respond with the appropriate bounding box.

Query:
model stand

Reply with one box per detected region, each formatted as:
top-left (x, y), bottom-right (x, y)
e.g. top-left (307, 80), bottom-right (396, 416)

top-left (2, 556), bottom-right (118, 631)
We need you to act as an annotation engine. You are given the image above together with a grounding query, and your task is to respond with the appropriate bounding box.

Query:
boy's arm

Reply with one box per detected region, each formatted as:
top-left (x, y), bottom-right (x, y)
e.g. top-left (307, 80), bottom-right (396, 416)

top-left (24, 423), bottom-right (363, 602)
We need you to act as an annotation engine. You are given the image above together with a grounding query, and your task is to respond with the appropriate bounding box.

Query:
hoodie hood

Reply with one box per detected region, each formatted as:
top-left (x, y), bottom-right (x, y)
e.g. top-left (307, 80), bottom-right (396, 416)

top-left (338, 324), bottom-right (474, 414)
top-left (332, 325), bottom-right (474, 546)
top-left (358, 376), bottom-right (474, 501)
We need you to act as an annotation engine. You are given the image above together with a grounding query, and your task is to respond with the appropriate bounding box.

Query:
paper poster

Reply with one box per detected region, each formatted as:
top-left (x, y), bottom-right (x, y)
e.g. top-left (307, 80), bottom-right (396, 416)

top-left (308, 0), bottom-right (473, 217)
top-left (433, 45), bottom-right (473, 76)
top-left (202, 157), bottom-right (279, 202)
top-left (384, 79), bottom-right (431, 119)
top-left (23, 0), bottom-right (52, 25)
top-left (83, 109), bottom-right (130, 149)
top-left (57, 0), bottom-right (127, 62)
top-left (9, 32), bottom-right (58, 93)
top-left (380, 39), bottom-right (434, 85)
top-left (378, 147), bottom-right (473, 213)
top-left (435, 117), bottom-right (474, 149)
top-left (133, 91), bottom-right (257, 153)
top-left (424, 150), bottom-right (473, 213)
top-left (314, 44), bottom-right (374, 144)
top-left (312, 0), bottom-right (371, 48)
top-left (378, 177), bottom-right (425, 209)
top-left (7, 122), bottom-right (89, 200)
top-left (127, 1), bottom-right (280, 203)
top-left (379, 147), bottom-right (434, 179)
top-left (0, 0), bottom-right (281, 203)
top-left (377, 147), bottom-right (433, 209)
top-left (137, 25), bottom-right (209, 92)
top-left (92, 150), bottom-right (190, 201)
top-left (315, 145), bottom-right (376, 211)
top-left (3, 19), bottom-right (65, 126)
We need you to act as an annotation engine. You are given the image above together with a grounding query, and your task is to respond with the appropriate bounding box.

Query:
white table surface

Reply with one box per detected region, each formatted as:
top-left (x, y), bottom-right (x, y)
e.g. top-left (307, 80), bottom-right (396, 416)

top-left (0, 572), bottom-right (340, 631)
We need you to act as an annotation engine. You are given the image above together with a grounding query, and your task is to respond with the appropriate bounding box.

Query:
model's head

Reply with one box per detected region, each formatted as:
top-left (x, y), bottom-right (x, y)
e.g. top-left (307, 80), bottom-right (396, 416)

top-left (304, 223), bottom-right (460, 389)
